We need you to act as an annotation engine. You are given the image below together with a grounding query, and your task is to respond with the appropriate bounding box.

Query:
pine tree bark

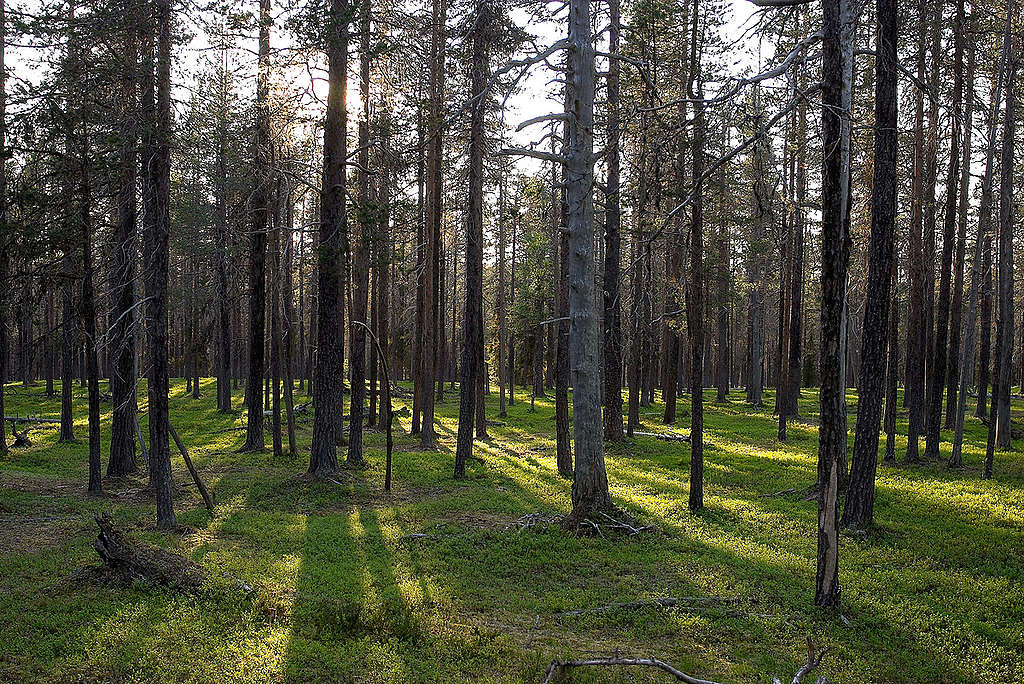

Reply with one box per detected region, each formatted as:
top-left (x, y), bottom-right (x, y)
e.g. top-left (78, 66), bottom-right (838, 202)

top-left (747, 117), bottom-right (769, 408)
top-left (0, 0), bottom-right (6, 460)
top-left (215, 46), bottom-right (231, 413)
top-left (601, 0), bottom-right (623, 441)
top-left (843, 0), bottom-right (897, 529)
top-left (944, 37), bottom-right (975, 429)
top-left (924, 0), bottom-right (965, 460)
top-left (282, 195), bottom-right (297, 456)
top-left (347, 0), bottom-right (373, 466)
top-left (270, 184), bottom-right (283, 459)
top-left (80, 119), bottom-right (101, 495)
top-left (816, 0), bottom-right (853, 608)
top-left (147, 0), bottom-right (177, 529)
top-left (497, 172), bottom-right (508, 419)
top-left (420, 0), bottom-right (446, 449)
top-left (566, 0), bottom-right (611, 518)
top-left (60, 252), bottom-right (75, 442)
top-left (904, 0), bottom-right (928, 462)
top-left (107, 7), bottom-right (139, 477)
top-left (686, 9), bottom-right (704, 511)
top-left (993, 42), bottom-right (1016, 452)
top-left (455, 0), bottom-right (489, 479)
top-left (240, 0), bottom-right (271, 452)
top-left (309, 0), bottom-right (348, 477)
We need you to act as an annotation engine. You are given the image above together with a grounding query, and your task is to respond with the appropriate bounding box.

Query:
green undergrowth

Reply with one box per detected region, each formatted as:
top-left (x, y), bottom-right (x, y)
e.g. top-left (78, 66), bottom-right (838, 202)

top-left (1, 378), bottom-right (1021, 683)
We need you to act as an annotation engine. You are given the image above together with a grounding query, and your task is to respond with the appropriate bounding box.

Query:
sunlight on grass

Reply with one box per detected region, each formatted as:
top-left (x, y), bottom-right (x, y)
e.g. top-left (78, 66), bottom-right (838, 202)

top-left (1, 380), bottom-right (1022, 682)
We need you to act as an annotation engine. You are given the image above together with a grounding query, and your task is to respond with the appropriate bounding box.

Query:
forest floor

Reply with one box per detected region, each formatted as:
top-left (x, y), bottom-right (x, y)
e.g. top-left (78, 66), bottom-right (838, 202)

top-left (1, 378), bottom-right (1022, 683)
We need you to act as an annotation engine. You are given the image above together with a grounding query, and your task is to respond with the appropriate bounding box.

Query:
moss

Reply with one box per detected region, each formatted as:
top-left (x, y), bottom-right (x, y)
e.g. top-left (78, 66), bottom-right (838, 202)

top-left (0, 379), bottom-right (1021, 682)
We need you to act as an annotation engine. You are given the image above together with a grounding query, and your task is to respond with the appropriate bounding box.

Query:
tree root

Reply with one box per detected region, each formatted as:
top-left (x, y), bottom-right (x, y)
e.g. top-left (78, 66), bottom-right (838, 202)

top-left (562, 507), bottom-right (656, 538)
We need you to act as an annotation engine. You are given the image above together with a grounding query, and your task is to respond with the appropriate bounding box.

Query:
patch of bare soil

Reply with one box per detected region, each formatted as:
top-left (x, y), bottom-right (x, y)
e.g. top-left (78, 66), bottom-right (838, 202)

top-left (0, 514), bottom-right (87, 555)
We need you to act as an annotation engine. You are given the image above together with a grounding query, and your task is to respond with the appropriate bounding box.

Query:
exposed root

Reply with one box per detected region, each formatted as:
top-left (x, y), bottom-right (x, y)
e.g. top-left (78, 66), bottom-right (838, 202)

top-left (561, 507), bottom-right (656, 538)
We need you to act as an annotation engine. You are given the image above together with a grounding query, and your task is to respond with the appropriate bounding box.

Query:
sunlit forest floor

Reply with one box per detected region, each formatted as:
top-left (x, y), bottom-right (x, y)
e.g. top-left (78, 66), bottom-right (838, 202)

top-left (1, 378), bottom-right (1022, 683)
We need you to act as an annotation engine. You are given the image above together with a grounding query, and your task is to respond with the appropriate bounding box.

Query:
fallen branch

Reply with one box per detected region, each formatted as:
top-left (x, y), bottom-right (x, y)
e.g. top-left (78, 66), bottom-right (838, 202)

top-left (633, 430), bottom-right (690, 443)
top-left (554, 596), bottom-right (737, 618)
top-left (504, 512), bottom-right (560, 533)
top-left (761, 487), bottom-right (799, 498)
top-left (773, 637), bottom-right (829, 684)
top-left (541, 657), bottom-right (724, 684)
top-left (168, 422), bottom-right (214, 512)
top-left (3, 415), bottom-right (60, 425)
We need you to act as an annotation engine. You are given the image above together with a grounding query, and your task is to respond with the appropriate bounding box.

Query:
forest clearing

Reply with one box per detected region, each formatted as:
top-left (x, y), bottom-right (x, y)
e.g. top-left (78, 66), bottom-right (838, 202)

top-left (1, 379), bottom-right (1021, 683)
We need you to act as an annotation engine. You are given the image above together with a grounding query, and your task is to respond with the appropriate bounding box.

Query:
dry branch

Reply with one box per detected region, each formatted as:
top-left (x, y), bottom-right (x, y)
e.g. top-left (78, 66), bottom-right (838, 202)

top-left (554, 596), bottom-right (737, 618)
top-left (632, 430), bottom-right (690, 443)
top-left (540, 657), bottom-right (724, 684)
top-left (168, 422), bottom-right (214, 511)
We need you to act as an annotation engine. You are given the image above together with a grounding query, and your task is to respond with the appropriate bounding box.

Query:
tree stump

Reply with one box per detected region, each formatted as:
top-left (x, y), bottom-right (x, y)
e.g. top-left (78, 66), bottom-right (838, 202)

top-left (90, 512), bottom-right (206, 590)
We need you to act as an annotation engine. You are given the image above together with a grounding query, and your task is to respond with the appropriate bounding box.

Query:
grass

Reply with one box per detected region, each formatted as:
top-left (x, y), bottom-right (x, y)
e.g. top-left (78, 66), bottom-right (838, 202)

top-left (1, 377), bottom-right (1022, 683)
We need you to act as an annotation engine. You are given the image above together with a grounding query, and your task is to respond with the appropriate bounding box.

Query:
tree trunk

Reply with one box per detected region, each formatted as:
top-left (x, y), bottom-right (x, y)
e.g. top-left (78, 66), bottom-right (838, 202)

top-left (309, 0), bottom-right (348, 477)
top-left (215, 45), bottom-right (231, 413)
top-left (146, 0), bottom-right (177, 529)
top-left (282, 195), bottom-right (297, 457)
top-left (60, 253), bottom-right (75, 442)
top-left (270, 184), bottom-right (283, 459)
top-left (944, 37), bottom-right (975, 429)
top-left (420, 0), bottom-right (446, 449)
top-left (904, 0), bottom-right (928, 462)
top-left (455, 0), bottom-right (489, 479)
top-left (347, 0), bottom-right (372, 466)
top-left (993, 38), bottom-right (1016, 452)
top-left (816, 0), bottom-right (853, 608)
top-left (601, 0), bottom-right (623, 441)
top-left (566, 0), bottom-right (611, 519)
top-left (843, 0), bottom-right (897, 529)
top-left (924, 0), bottom-right (965, 460)
top-left (80, 118), bottom-right (101, 495)
top-left (240, 0), bottom-right (271, 453)
top-left (747, 116), bottom-right (769, 408)
top-left (107, 9), bottom-right (139, 477)
top-left (686, 10), bottom-right (704, 511)
top-left (497, 171), bottom-right (508, 418)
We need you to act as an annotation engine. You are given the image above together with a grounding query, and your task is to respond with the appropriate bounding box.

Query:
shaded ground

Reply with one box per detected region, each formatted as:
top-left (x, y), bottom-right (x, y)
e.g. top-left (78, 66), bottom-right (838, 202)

top-left (1, 378), bottom-right (1022, 683)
